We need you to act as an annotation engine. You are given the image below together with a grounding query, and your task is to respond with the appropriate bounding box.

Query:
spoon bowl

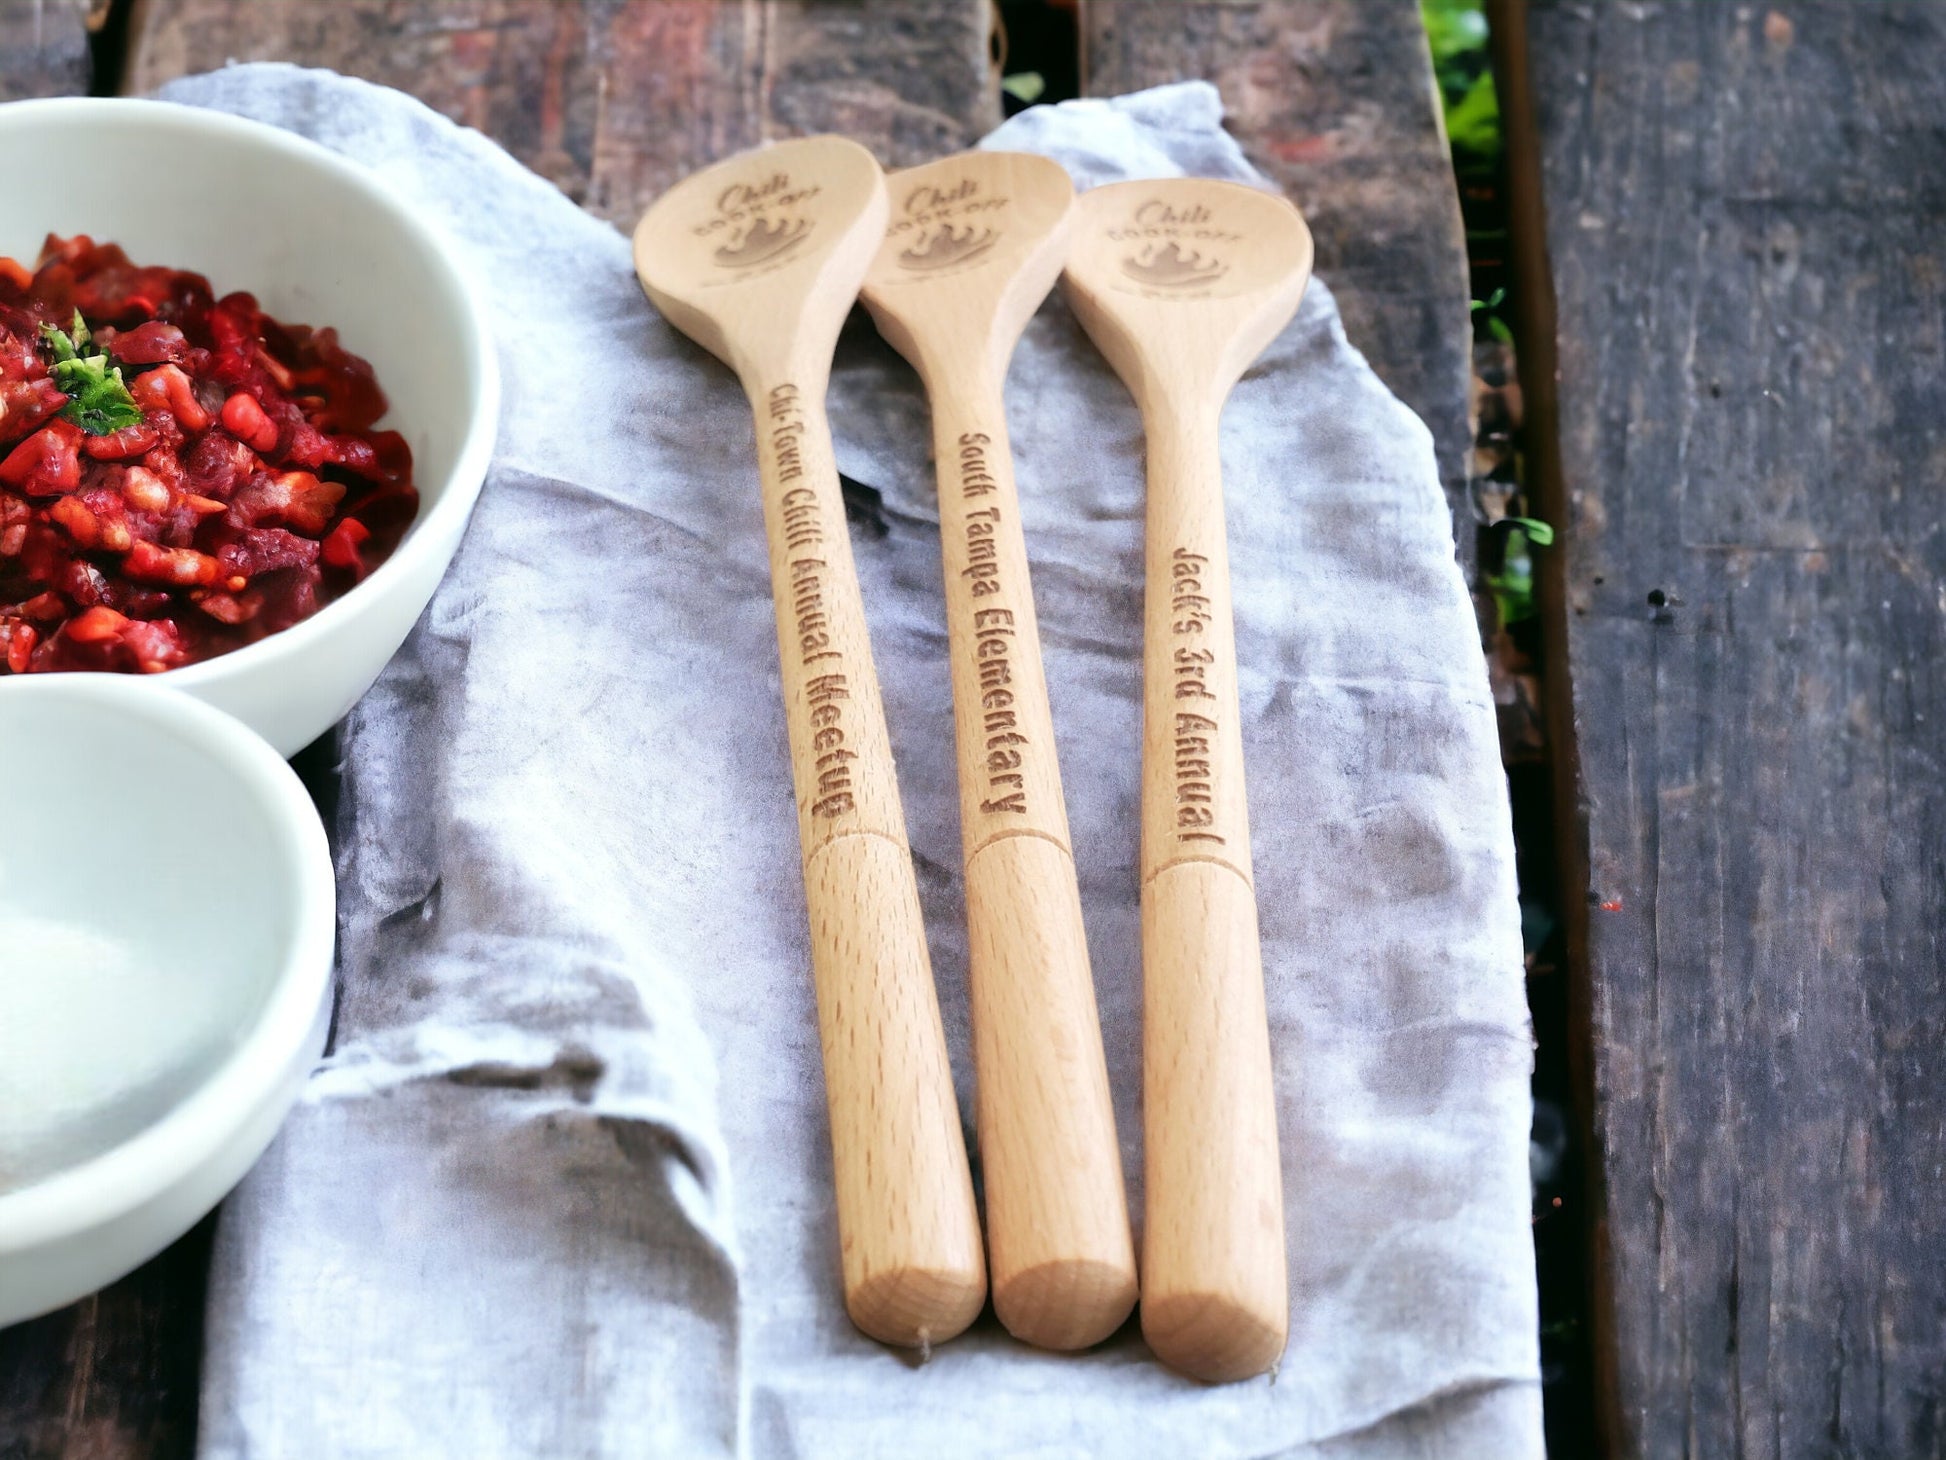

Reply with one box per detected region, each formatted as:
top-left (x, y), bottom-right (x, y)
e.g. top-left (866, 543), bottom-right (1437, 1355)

top-left (1064, 180), bottom-right (1312, 412)
top-left (863, 150), bottom-right (1074, 385)
top-left (633, 135), bottom-right (885, 388)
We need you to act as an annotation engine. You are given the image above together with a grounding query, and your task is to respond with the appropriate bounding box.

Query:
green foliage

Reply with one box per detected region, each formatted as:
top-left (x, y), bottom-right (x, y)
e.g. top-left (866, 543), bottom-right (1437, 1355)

top-left (1444, 66), bottom-right (1501, 159)
top-left (1422, 0), bottom-right (1500, 164)
top-left (1472, 287), bottom-right (1515, 346)
top-left (1423, 0), bottom-right (1488, 73)
top-left (1001, 72), bottom-right (1045, 104)
top-left (1486, 518), bottom-right (1554, 629)
top-left (1505, 516), bottom-right (1553, 548)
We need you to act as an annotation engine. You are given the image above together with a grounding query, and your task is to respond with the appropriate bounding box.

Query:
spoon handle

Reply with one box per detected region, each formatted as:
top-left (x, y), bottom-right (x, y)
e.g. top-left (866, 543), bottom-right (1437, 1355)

top-left (1137, 404), bottom-right (1288, 1383)
top-left (748, 378), bottom-right (986, 1349)
top-left (929, 375), bottom-right (1138, 1350)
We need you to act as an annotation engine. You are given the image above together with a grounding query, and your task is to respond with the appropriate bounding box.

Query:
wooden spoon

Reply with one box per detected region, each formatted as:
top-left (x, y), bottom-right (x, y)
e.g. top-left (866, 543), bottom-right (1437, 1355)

top-left (861, 151), bottom-right (1138, 1351)
top-left (1063, 178), bottom-right (1313, 1383)
top-left (633, 137), bottom-right (985, 1350)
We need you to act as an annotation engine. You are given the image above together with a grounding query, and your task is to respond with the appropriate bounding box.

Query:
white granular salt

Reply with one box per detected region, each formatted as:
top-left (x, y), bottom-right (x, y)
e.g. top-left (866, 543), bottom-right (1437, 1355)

top-left (0, 908), bottom-right (230, 1193)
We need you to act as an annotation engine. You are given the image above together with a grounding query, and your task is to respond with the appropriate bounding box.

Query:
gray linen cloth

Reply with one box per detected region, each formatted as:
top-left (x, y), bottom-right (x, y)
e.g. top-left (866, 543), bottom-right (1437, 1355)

top-left (166, 67), bottom-right (1542, 1459)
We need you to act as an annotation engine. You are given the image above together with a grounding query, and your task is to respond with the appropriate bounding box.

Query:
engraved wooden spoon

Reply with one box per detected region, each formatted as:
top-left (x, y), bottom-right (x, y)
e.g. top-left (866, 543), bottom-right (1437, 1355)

top-left (1063, 178), bottom-right (1313, 1383)
top-left (861, 151), bottom-right (1138, 1351)
top-left (633, 137), bottom-right (985, 1350)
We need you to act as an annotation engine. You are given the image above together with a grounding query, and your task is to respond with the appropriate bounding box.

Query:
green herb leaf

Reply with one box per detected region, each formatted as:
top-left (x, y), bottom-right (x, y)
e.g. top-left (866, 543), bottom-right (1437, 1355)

top-left (56, 361), bottom-right (144, 435)
top-left (1422, 0), bottom-right (1489, 75)
top-left (1442, 67), bottom-right (1500, 159)
top-left (1001, 71), bottom-right (1046, 104)
top-left (1504, 516), bottom-right (1555, 548)
top-left (1485, 562), bottom-right (1535, 628)
top-left (1486, 520), bottom-right (1554, 629)
top-left (39, 311), bottom-right (143, 436)
top-left (38, 311), bottom-right (88, 363)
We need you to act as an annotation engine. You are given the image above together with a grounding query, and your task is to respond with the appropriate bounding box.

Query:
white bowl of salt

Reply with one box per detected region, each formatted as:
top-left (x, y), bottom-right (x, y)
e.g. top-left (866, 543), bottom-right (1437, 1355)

top-left (0, 675), bottom-right (334, 1326)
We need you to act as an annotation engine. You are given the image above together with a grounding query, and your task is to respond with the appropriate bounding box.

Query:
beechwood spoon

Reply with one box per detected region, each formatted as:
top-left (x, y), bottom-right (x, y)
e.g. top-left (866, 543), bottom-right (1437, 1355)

top-left (633, 137), bottom-right (985, 1349)
top-left (1063, 178), bottom-right (1314, 1383)
top-left (861, 151), bottom-right (1138, 1352)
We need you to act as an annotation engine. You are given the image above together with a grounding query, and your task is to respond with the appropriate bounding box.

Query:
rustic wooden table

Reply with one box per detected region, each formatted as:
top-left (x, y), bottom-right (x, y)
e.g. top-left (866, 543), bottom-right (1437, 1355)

top-left (0, 2), bottom-right (1469, 1454)
top-left (1500, 2), bottom-right (1946, 1456)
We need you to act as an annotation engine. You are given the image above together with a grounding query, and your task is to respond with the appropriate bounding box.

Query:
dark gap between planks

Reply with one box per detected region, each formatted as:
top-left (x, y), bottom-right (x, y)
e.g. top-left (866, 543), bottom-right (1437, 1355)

top-left (1485, 0), bottom-right (1613, 1453)
top-left (86, 0), bottom-right (136, 98)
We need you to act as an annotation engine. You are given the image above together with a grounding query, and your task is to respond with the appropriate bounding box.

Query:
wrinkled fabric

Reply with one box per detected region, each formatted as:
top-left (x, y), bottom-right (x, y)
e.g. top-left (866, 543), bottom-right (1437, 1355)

top-left (168, 66), bottom-right (1541, 1460)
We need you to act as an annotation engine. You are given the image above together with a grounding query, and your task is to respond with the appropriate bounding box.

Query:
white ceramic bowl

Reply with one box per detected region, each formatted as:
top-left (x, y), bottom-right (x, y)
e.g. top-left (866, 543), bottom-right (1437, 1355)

top-left (0, 97), bottom-right (497, 754)
top-left (0, 676), bottom-right (335, 1327)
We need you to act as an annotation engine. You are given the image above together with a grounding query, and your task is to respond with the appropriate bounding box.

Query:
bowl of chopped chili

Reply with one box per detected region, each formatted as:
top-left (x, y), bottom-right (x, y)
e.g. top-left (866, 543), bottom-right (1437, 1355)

top-left (0, 97), bottom-right (498, 753)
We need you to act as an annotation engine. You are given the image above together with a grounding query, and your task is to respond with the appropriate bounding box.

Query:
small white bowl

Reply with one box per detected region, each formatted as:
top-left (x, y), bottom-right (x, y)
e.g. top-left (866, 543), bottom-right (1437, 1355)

top-left (0, 675), bottom-right (335, 1327)
top-left (0, 97), bottom-right (498, 754)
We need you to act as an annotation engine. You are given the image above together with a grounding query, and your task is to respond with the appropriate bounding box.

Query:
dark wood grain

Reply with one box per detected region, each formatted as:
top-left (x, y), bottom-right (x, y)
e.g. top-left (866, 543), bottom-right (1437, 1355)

top-left (126, 0), bottom-right (600, 197)
top-left (126, 0), bottom-right (1001, 224)
top-left (0, 1221), bottom-right (215, 1460)
top-left (1486, 2), bottom-right (1616, 1452)
top-left (1526, 3), bottom-right (1946, 1455)
top-left (0, 0), bottom-right (93, 99)
top-left (1081, 0), bottom-right (1476, 554)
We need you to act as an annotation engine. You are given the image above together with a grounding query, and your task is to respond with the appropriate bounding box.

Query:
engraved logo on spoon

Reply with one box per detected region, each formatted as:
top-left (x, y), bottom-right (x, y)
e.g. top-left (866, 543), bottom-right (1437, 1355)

top-left (889, 176), bottom-right (1009, 276)
top-left (1108, 199), bottom-right (1242, 295)
top-left (715, 216), bottom-right (812, 268)
top-left (692, 173), bottom-right (822, 271)
top-left (899, 222), bottom-right (998, 271)
top-left (1121, 241), bottom-right (1228, 288)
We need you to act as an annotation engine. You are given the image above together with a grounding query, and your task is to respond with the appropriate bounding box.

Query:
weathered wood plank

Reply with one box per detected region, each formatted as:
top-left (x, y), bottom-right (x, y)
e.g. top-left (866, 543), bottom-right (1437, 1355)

top-left (0, 0), bottom-right (94, 99)
top-left (126, 0), bottom-right (600, 197)
top-left (1484, 2), bottom-right (1615, 1452)
top-left (126, 0), bottom-right (1001, 225)
top-left (1081, 0), bottom-right (1476, 552)
top-left (0, 1220), bottom-right (215, 1460)
top-left (1526, 3), bottom-right (1946, 1455)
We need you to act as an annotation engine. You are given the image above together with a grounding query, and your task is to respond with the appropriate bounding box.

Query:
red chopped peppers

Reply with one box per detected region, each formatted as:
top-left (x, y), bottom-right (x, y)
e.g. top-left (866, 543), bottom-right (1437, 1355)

top-left (0, 235), bottom-right (418, 674)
